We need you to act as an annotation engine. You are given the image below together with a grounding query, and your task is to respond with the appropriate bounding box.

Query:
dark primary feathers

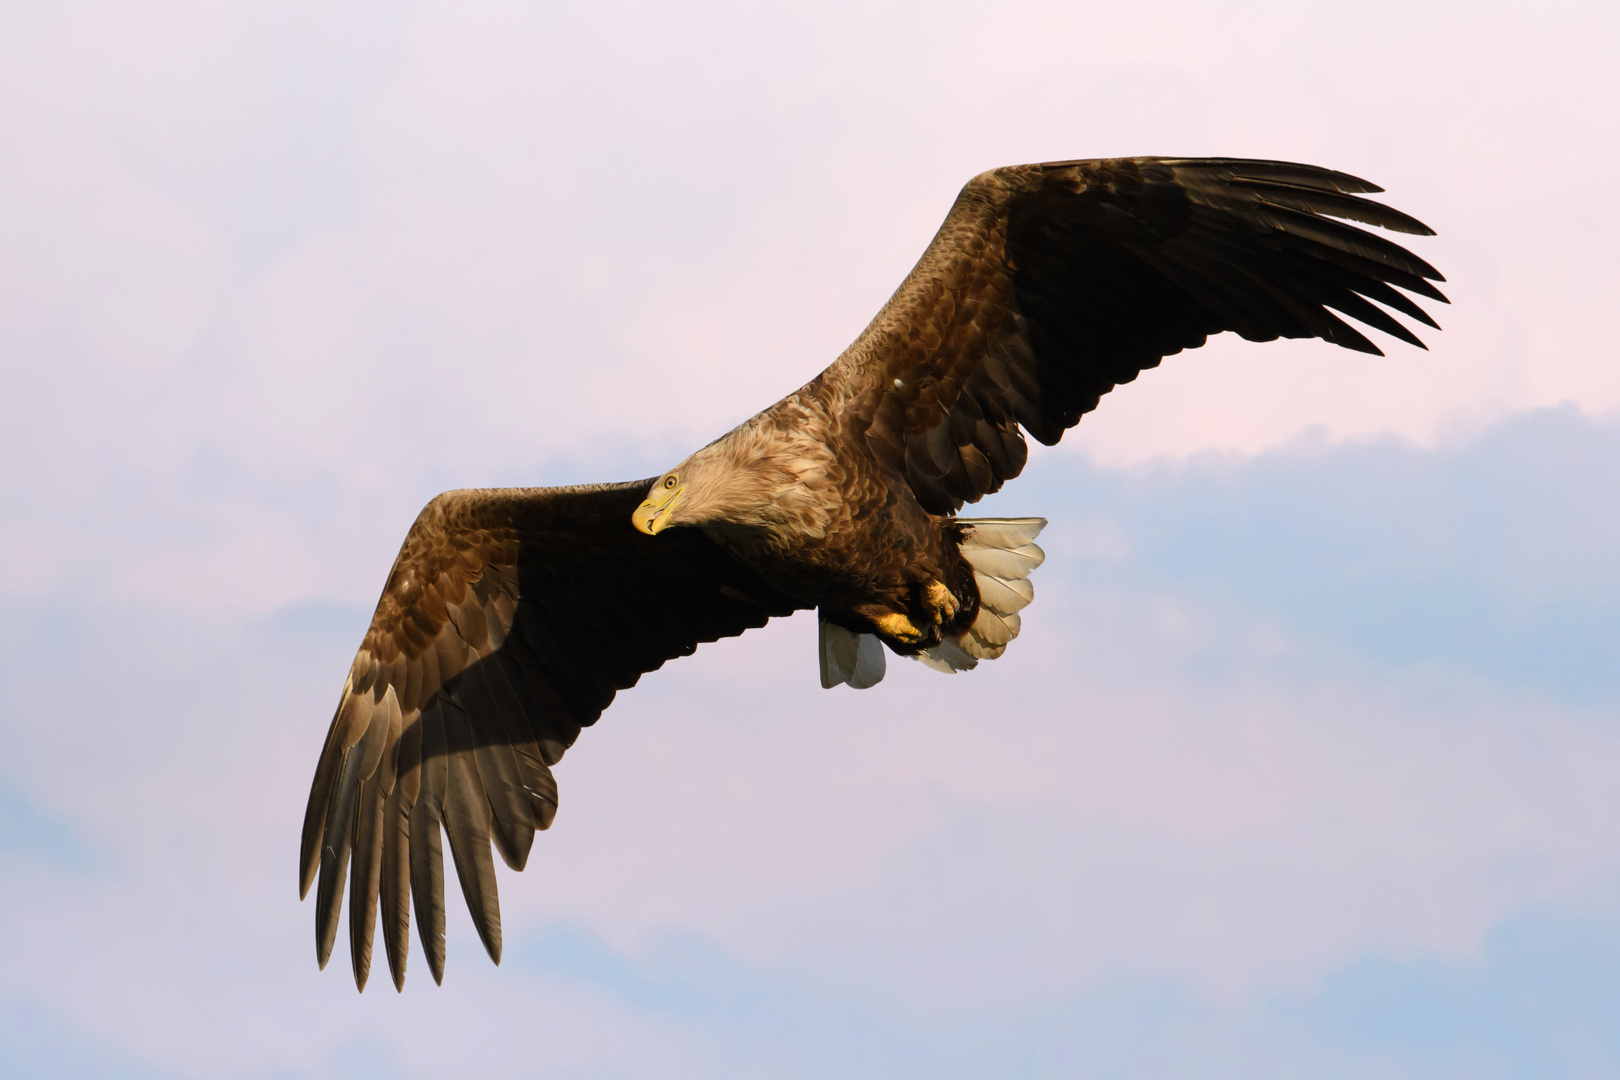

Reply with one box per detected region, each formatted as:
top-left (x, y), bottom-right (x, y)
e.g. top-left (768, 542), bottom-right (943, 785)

top-left (302, 157), bottom-right (1444, 990)
top-left (839, 158), bottom-right (1445, 513)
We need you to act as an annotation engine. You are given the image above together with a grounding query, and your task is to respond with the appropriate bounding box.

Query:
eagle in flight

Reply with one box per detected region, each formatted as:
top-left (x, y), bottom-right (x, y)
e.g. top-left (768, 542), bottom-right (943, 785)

top-left (299, 157), bottom-right (1445, 990)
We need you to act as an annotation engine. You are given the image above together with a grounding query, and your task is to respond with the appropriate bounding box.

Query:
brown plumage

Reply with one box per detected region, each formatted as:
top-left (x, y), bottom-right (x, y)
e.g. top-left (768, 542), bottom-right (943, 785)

top-left (300, 157), bottom-right (1445, 989)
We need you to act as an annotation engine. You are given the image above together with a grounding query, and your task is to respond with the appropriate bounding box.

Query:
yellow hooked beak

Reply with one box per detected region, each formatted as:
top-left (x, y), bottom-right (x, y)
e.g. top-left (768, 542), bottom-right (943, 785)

top-left (632, 483), bottom-right (686, 535)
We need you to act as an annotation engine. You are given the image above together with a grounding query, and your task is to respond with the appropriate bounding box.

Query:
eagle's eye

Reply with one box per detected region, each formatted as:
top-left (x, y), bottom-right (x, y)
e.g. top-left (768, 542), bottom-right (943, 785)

top-left (664, 476), bottom-right (677, 489)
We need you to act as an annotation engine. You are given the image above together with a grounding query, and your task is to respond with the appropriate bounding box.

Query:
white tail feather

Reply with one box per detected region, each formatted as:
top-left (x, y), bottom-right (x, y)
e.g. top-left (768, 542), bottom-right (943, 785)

top-left (975, 573), bottom-right (1033, 614)
top-left (819, 615), bottom-right (886, 689)
top-left (958, 543), bottom-right (1044, 580)
top-left (914, 516), bottom-right (1047, 670)
top-left (959, 518), bottom-right (1047, 550)
top-left (914, 635), bottom-right (977, 673)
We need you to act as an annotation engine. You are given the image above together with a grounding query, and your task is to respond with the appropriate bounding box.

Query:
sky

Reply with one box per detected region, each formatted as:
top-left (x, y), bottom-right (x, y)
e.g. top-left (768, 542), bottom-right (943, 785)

top-left (1, 0), bottom-right (1617, 1076)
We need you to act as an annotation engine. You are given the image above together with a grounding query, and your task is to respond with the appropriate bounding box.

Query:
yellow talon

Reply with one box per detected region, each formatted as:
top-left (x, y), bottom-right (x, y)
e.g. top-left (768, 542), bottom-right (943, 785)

top-left (871, 612), bottom-right (923, 644)
top-left (924, 580), bottom-right (958, 623)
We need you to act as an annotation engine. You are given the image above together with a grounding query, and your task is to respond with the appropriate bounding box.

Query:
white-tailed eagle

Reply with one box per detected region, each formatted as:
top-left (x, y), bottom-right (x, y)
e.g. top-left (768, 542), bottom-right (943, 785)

top-left (299, 157), bottom-right (1445, 990)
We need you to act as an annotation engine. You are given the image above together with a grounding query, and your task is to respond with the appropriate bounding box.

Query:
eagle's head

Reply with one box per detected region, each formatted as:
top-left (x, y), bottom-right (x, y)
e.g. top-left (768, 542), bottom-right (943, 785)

top-left (631, 471), bottom-right (689, 535)
top-left (631, 420), bottom-right (832, 539)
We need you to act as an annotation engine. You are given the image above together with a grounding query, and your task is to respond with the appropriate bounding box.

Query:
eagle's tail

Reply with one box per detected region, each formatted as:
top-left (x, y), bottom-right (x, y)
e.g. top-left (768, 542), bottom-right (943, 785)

top-left (819, 614), bottom-right (888, 689)
top-left (819, 517), bottom-right (1047, 687)
top-left (915, 517), bottom-right (1048, 674)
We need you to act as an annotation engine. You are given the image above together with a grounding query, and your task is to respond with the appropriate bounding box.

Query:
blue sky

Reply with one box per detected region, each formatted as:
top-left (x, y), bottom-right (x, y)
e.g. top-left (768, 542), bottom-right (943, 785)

top-left (2, 1), bottom-right (1618, 1077)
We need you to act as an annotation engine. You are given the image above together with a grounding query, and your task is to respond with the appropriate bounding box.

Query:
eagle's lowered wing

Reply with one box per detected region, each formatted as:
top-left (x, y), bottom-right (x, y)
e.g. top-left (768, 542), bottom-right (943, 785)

top-left (299, 482), bottom-right (805, 990)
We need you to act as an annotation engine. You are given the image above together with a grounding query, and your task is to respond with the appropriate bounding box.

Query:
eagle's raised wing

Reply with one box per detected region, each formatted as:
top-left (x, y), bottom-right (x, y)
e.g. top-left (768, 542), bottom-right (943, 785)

top-left (828, 158), bottom-right (1447, 514)
top-left (299, 482), bottom-right (806, 990)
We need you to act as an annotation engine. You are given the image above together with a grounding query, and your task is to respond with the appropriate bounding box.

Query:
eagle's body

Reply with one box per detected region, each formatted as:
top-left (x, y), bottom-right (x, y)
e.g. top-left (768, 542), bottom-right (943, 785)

top-left (300, 157), bottom-right (1446, 991)
top-left (670, 384), bottom-right (980, 652)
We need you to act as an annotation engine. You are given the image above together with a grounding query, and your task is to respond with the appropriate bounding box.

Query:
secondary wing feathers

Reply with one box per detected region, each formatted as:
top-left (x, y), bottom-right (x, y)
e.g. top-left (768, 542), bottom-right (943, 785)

top-left (828, 157), bottom-right (1446, 514)
top-left (300, 482), bottom-right (806, 990)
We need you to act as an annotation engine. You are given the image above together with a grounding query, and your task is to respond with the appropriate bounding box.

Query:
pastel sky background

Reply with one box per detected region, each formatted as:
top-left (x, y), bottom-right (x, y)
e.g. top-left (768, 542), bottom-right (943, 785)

top-left (2, 0), bottom-right (1617, 1076)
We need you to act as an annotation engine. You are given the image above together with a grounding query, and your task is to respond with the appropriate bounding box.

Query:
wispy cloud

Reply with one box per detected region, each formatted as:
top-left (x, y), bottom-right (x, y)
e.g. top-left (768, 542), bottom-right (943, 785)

top-left (4, 412), bottom-right (1619, 1075)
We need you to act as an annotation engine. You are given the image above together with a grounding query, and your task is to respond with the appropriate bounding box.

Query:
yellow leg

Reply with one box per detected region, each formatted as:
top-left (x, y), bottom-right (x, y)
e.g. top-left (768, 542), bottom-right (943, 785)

top-left (871, 611), bottom-right (923, 644)
top-left (924, 580), bottom-right (958, 624)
